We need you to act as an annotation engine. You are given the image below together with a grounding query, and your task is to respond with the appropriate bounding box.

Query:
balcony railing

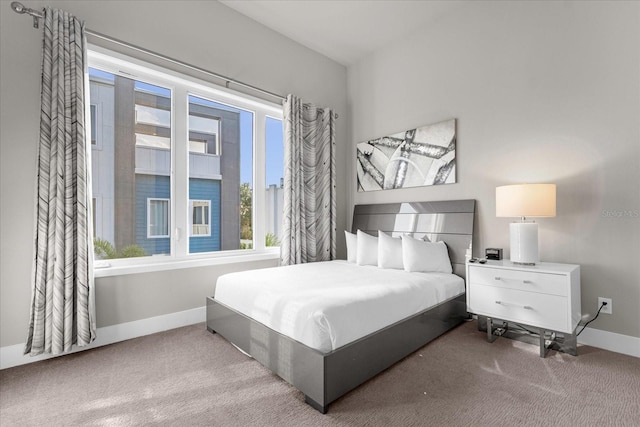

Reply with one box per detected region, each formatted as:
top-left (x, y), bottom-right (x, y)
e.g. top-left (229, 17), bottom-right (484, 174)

top-left (189, 151), bottom-right (221, 179)
top-left (135, 146), bottom-right (221, 179)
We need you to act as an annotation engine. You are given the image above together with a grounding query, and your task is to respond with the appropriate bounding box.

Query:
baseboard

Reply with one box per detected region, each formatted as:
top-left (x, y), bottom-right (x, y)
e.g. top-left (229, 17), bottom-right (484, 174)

top-left (578, 327), bottom-right (640, 358)
top-left (0, 306), bottom-right (205, 370)
top-left (2, 310), bottom-right (637, 369)
top-left (471, 315), bottom-right (638, 358)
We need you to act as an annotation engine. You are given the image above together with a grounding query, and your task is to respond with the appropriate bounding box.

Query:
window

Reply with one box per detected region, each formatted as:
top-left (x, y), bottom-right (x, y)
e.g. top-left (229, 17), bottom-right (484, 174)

top-left (189, 110), bottom-right (220, 155)
top-left (190, 200), bottom-right (210, 237)
top-left (90, 104), bottom-right (98, 145)
top-left (88, 47), bottom-right (283, 269)
top-left (148, 199), bottom-right (170, 238)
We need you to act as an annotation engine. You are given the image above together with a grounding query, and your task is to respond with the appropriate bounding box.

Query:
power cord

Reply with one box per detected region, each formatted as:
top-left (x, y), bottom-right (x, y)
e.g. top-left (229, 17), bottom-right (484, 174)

top-left (576, 302), bottom-right (607, 336)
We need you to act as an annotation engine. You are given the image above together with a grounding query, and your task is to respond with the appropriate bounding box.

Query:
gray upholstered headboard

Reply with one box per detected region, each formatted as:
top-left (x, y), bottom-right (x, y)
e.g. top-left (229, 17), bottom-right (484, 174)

top-left (351, 200), bottom-right (476, 279)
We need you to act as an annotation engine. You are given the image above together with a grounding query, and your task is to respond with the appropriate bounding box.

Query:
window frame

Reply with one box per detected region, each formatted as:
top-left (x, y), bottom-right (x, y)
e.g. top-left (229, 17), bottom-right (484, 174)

top-left (189, 199), bottom-right (211, 237)
top-left (88, 46), bottom-right (283, 277)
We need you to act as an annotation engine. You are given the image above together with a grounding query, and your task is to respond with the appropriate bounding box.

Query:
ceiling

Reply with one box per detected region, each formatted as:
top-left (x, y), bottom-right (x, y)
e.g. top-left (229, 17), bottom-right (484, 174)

top-left (220, 0), bottom-right (460, 67)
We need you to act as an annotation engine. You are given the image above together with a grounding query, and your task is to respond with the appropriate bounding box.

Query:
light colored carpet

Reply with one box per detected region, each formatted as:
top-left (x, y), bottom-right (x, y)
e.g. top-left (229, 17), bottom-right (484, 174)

top-left (1, 320), bottom-right (638, 426)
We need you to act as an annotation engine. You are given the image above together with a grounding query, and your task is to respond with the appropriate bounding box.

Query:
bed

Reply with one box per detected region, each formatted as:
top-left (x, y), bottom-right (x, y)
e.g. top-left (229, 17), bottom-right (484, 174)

top-left (206, 200), bottom-right (476, 413)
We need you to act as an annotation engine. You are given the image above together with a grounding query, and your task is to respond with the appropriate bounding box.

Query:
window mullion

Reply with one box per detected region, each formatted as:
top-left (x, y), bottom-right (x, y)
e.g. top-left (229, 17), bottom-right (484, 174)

top-left (173, 87), bottom-right (189, 257)
top-left (253, 112), bottom-right (267, 252)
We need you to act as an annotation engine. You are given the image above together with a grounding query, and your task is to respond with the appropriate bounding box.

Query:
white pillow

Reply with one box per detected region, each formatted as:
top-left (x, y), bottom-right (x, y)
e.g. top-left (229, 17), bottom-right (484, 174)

top-left (378, 231), bottom-right (403, 269)
top-left (356, 230), bottom-right (378, 266)
top-left (345, 230), bottom-right (357, 263)
top-left (401, 235), bottom-right (452, 274)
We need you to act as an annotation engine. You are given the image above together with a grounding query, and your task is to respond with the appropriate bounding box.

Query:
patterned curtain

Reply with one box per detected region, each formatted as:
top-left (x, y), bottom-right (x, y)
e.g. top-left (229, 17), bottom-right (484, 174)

top-left (24, 8), bottom-right (95, 356)
top-left (281, 95), bottom-right (336, 265)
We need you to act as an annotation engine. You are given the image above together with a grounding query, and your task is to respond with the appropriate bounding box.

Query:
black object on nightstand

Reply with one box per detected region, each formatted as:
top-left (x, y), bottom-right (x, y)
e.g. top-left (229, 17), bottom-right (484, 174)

top-left (485, 248), bottom-right (503, 260)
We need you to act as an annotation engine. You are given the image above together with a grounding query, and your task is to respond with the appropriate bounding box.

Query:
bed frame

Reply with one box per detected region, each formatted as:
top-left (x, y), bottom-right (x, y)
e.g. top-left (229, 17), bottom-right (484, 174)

top-left (206, 199), bottom-right (475, 413)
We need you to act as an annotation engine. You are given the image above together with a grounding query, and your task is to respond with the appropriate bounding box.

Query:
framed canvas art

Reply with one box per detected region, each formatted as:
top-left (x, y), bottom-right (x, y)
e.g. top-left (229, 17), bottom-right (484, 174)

top-left (356, 118), bottom-right (456, 192)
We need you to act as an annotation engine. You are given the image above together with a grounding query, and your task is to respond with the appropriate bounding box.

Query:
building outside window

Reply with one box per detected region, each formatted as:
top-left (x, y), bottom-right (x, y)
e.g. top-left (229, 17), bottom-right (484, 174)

top-left (88, 48), bottom-right (283, 266)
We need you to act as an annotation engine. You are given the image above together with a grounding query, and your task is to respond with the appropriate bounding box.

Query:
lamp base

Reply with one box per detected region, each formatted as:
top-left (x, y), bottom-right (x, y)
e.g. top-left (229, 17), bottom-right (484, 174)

top-left (509, 222), bottom-right (539, 265)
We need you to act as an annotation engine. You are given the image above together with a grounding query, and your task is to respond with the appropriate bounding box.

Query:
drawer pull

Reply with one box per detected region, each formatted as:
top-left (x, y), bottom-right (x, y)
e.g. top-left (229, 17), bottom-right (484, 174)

top-left (493, 277), bottom-right (533, 285)
top-left (495, 300), bottom-right (534, 310)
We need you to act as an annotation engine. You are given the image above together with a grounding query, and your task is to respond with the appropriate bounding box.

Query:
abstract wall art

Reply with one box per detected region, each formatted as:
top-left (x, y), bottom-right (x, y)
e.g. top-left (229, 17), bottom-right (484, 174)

top-left (356, 118), bottom-right (456, 192)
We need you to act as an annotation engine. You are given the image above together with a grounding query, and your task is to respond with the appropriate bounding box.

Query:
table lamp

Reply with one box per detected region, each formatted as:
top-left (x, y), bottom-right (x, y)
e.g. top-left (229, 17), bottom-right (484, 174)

top-left (496, 183), bottom-right (556, 265)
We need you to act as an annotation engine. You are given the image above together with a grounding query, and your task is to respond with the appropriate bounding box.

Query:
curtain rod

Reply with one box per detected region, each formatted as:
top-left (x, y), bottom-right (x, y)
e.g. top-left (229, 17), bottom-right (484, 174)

top-left (10, 1), bottom-right (287, 103)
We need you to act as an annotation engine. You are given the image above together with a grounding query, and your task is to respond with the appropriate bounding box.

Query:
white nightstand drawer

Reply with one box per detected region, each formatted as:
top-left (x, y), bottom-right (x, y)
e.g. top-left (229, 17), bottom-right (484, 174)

top-left (468, 266), bottom-right (568, 297)
top-left (469, 284), bottom-right (570, 333)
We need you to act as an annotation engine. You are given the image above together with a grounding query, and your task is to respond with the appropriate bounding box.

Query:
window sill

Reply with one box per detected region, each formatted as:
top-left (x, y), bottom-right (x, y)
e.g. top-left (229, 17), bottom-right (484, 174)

top-left (93, 249), bottom-right (280, 278)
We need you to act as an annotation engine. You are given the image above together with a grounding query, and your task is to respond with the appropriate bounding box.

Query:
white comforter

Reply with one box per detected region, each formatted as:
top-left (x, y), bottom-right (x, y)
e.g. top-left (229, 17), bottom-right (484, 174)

top-left (214, 260), bottom-right (465, 353)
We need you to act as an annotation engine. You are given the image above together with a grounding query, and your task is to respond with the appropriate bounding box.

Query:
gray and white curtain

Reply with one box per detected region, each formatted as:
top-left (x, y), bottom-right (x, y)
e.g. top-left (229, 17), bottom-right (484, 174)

top-left (281, 95), bottom-right (336, 265)
top-left (25, 8), bottom-right (95, 356)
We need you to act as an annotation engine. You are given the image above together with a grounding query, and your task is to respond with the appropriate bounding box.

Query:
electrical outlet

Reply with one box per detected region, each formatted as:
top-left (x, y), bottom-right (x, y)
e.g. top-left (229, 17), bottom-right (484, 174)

top-left (598, 297), bottom-right (612, 315)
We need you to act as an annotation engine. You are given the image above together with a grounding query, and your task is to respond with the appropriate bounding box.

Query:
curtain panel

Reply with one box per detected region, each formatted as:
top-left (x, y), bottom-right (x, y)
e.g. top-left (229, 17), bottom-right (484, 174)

top-left (25, 7), bottom-right (96, 356)
top-left (281, 95), bottom-right (336, 265)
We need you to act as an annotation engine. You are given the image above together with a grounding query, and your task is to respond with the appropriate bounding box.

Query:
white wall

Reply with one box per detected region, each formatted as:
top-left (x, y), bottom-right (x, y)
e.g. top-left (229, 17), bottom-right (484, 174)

top-left (348, 1), bottom-right (639, 338)
top-left (0, 0), bottom-right (348, 348)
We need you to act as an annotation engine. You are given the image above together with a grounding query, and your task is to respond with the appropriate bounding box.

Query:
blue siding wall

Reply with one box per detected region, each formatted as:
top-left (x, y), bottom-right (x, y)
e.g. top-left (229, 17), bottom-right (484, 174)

top-left (189, 178), bottom-right (221, 253)
top-left (134, 175), bottom-right (220, 255)
top-left (136, 174), bottom-right (170, 255)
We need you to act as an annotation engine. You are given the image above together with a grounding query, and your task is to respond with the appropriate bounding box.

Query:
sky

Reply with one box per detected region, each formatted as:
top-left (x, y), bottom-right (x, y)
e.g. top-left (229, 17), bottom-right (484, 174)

top-left (265, 117), bottom-right (284, 188)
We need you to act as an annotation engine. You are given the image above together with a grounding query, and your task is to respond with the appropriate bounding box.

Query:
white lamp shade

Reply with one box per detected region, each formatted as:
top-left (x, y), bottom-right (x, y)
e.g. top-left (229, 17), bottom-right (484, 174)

top-left (496, 184), bottom-right (556, 218)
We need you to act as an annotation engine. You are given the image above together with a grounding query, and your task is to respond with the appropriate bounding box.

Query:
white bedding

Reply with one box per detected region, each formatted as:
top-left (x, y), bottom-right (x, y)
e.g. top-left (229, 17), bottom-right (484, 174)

top-left (214, 260), bottom-right (465, 353)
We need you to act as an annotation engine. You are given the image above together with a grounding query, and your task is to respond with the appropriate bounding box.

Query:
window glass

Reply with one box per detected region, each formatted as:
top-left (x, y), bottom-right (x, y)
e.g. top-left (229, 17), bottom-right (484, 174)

top-left (89, 67), bottom-right (172, 259)
top-left (239, 111), bottom-right (254, 250)
top-left (265, 117), bottom-right (284, 247)
top-left (188, 94), bottom-right (252, 253)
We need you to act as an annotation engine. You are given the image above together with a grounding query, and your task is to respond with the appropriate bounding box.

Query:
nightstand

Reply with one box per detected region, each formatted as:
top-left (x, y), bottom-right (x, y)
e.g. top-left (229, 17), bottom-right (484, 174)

top-left (466, 260), bottom-right (581, 357)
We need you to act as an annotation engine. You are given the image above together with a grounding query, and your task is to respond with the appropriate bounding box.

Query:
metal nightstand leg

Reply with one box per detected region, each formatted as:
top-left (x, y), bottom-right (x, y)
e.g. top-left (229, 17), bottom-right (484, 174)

top-left (479, 316), bottom-right (578, 357)
top-left (486, 317), bottom-right (507, 343)
top-left (561, 332), bottom-right (578, 356)
top-left (540, 328), bottom-right (578, 358)
top-left (487, 317), bottom-right (497, 342)
top-left (539, 328), bottom-right (550, 357)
